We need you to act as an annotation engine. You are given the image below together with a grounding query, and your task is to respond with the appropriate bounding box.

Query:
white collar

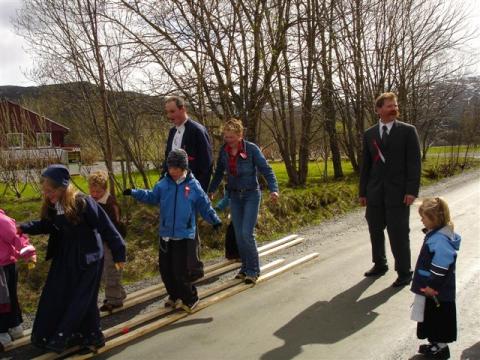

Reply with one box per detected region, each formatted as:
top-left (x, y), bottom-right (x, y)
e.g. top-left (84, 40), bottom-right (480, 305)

top-left (379, 119), bottom-right (395, 134)
top-left (96, 191), bottom-right (110, 205)
top-left (175, 171), bottom-right (188, 184)
top-left (175, 119), bottom-right (188, 131)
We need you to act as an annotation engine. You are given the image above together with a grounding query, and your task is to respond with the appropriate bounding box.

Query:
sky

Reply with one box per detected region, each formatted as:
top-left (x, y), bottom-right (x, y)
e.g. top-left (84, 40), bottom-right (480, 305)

top-left (0, 0), bottom-right (479, 87)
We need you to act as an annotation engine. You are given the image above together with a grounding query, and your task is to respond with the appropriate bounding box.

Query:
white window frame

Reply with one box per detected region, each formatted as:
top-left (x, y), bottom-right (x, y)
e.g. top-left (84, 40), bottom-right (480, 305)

top-left (36, 132), bottom-right (52, 148)
top-left (7, 133), bottom-right (24, 149)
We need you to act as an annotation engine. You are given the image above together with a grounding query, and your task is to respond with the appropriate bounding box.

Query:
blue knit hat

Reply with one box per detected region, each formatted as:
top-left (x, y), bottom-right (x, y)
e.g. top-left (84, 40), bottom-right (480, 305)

top-left (42, 164), bottom-right (70, 187)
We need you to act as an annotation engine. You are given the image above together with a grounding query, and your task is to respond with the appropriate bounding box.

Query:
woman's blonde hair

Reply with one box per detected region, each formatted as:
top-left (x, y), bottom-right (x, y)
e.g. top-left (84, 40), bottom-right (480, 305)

top-left (40, 177), bottom-right (84, 224)
top-left (222, 118), bottom-right (244, 136)
top-left (88, 170), bottom-right (109, 190)
top-left (419, 197), bottom-right (453, 230)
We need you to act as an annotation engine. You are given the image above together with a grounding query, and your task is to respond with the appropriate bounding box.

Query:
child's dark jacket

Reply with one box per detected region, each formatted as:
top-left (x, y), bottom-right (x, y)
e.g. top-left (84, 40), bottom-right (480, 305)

top-left (20, 195), bottom-right (126, 265)
top-left (411, 226), bottom-right (461, 302)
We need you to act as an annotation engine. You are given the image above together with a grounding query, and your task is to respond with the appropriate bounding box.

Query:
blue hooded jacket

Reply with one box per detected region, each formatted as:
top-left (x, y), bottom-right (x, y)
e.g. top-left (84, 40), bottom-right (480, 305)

top-left (131, 172), bottom-right (221, 240)
top-left (411, 226), bottom-right (461, 302)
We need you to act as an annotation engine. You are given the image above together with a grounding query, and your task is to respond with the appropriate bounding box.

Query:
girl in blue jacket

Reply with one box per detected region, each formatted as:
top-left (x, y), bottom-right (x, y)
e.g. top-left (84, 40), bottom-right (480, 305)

top-left (411, 197), bottom-right (461, 359)
top-left (125, 149), bottom-right (221, 313)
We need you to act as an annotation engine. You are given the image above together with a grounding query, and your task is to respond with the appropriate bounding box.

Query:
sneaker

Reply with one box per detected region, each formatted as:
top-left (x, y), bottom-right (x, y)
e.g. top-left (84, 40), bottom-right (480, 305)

top-left (8, 325), bottom-right (24, 340)
top-left (0, 332), bottom-right (13, 348)
top-left (234, 272), bottom-right (246, 280)
top-left (164, 297), bottom-right (180, 309)
top-left (244, 275), bottom-right (258, 285)
top-left (181, 298), bottom-right (199, 314)
top-left (424, 344), bottom-right (450, 359)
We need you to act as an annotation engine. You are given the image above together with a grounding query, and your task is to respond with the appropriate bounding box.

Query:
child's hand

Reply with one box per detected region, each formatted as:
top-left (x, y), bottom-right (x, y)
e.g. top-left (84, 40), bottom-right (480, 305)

top-left (420, 287), bottom-right (439, 297)
top-left (115, 262), bottom-right (125, 270)
top-left (270, 192), bottom-right (279, 203)
top-left (28, 255), bottom-right (37, 264)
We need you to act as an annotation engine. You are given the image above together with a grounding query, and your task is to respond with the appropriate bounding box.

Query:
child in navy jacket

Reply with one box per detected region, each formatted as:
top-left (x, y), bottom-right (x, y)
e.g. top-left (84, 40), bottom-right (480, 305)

top-left (124, 149), bottom-right (221, 313)
top-left (411, 197), bottom-right (461, 359)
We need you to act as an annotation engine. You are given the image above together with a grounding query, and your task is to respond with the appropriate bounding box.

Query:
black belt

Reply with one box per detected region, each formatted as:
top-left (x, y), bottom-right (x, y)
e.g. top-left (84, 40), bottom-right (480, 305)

top-left (228, 188), bottom-right (258, 193)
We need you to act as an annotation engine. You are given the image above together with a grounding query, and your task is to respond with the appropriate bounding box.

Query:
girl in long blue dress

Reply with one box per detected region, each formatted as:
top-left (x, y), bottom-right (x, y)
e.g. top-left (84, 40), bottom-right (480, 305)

top-left (19, 165), bottom-right (126, 353)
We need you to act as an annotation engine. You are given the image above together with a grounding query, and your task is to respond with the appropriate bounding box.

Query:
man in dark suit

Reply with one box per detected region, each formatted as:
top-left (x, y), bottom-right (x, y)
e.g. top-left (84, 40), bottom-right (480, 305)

top-left (359, 92), bottom-right (421, 287)
top-left (163, 96), bottom-right (213, 281)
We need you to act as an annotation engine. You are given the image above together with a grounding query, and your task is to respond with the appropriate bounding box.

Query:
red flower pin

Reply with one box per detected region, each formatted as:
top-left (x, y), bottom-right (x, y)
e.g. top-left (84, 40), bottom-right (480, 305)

top-left (184, 185), bottom-right (190, 198)
top-left (239, 151), bottom-right (247, 159)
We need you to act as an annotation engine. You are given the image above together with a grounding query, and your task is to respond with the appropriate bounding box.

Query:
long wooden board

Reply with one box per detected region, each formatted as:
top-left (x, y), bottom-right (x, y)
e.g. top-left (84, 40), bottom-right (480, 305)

top-left (67, 253), bottom-right (319, 360)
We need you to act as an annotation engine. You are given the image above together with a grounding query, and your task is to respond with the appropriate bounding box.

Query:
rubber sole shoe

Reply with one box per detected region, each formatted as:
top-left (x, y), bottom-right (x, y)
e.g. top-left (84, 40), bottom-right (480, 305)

top-left (181, 299), bottom-right (199, 314)
top-left (99, 302), bottom-right (123, 312)
top-left (244, 275), bottom-right (258, 285)
top-left (424, 344), bottom-right (450, 359)
top-left (8, 325), bottom-right (24, 340)
top-left (418, 343), bottom-right (435, 354)
top-left (234, 272), bottom-right (246, 280)
top-left (392, 272), bottom-right (413, 287)
top-left (164, 297), bottom-right (180, 309)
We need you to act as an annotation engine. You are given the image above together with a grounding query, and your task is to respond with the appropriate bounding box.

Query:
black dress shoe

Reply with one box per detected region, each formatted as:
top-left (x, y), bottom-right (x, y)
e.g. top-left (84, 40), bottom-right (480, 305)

top-left (364, 265), bottom-right (388, 277)
top-left (392, 272), bottom-right (413, 287)
top-left (424, 344), bottom-right (450, 359)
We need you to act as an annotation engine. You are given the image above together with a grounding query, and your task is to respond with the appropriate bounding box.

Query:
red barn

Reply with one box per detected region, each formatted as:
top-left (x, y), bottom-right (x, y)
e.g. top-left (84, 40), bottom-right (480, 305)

top-left (0, 99), bottom-right (80, 166)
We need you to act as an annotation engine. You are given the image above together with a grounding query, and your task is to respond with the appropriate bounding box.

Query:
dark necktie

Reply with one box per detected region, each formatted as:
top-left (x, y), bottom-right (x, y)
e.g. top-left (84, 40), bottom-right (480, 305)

top-left (382, 125), bottom-right (388, 147)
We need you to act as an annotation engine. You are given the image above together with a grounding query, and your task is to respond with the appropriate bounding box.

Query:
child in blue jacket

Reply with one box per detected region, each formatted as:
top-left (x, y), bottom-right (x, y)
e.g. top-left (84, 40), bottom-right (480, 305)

top-left (410, 197), bottom-right (461, 359)
top-left (124, 149), bottom-right (221, 313)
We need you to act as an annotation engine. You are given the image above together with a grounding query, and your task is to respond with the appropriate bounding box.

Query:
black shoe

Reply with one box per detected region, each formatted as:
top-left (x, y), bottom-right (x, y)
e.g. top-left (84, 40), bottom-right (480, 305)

top-left (44, 333), bottom-right (68, 354)
top-left (181, 298), bottom-right (199, 313)
top-left (418, 343), bottom-right (435, 354)
top-left (99, 302), bottom-right (123, 312)
top-left (392, 272), bottom-right (413, 287)
top-left (83, 331), bottom-right (105, 351)
top-left (424, 344), bottom-right (450, 359)
top-left (364, 265), bottom-right (388, 277)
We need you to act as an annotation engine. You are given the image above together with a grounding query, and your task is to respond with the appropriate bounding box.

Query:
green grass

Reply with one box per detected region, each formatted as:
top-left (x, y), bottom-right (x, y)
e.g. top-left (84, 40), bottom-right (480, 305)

top-left (427, 145), bottom-right (479, 154)
top-left (1, 156), bottom-right (479, 312)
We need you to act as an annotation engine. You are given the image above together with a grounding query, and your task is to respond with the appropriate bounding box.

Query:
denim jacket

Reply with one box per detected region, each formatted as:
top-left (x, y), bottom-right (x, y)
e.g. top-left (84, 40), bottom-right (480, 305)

top-left (209, 140), bottom-right (279, 194)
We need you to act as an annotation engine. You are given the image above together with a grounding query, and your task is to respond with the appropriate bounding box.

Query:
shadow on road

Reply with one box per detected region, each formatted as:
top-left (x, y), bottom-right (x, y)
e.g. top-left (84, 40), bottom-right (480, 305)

top-left (461, 341), bottom-right (480, 360)
top-left (261, 277), bottom-right (402, 360)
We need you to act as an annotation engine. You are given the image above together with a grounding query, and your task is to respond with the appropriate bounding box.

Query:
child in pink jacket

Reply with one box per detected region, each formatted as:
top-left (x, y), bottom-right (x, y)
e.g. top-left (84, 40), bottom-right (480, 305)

top-left (0, 209), bottom-right (36, 349)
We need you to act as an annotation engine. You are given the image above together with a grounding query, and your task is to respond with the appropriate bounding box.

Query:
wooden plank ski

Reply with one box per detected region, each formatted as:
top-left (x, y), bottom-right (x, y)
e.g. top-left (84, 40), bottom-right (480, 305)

top-left (66, 253), bottom-right (319, 360)
top-left (31, 259), bottom-right (287, 360)
top-left (5, 234), bottom-right (301, 353)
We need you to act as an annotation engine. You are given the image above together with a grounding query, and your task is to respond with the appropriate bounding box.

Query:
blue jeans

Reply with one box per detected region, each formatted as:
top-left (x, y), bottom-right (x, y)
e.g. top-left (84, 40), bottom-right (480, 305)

top-left (229, 189), bottom-right (261, 277)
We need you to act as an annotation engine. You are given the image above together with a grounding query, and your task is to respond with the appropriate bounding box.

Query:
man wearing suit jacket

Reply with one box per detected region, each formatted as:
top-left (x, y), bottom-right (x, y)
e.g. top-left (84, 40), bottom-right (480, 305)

top-left (163, 96), bottom-right (214, 281)
top-left (359, 92), bottom-right (421, 287)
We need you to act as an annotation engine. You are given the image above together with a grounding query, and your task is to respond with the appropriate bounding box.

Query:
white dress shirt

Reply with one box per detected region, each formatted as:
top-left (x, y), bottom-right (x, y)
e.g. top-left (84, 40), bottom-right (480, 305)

top-left (172, 121), bottom-right (187, 151)
top-left (379, 119), bottom-right (395, 137)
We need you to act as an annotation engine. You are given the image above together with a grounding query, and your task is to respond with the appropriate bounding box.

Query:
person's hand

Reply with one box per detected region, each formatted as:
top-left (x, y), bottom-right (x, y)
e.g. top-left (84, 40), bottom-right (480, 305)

top-left (212, 222), bottom-right (222, 231)
top-left (115, 262), bottom-right (125, 270)
top-left (16, 225), bottom-right (23, 235)
top-left (123, 189), bottom-right (132, 196)
top-left (420, 286), bottom-right (439, 297)
top-left (208, 192), bottom-right (215, 201)
top-left (404, 194), bottom-right (416, 206)
top-left (28, 254), bottom-right (37, 264)
top-left (270, 192), bottom-right (279, 203)
top-left (359, 197), bottom-right (367, 206)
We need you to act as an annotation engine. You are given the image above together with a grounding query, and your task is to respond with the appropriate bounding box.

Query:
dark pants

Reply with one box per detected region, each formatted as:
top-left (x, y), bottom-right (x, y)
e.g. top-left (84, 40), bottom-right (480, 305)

top-left (186, 228), bottom-right (204, 282)
top-left (365, 203), bottom-right (411, 275)
top-left (159, 238), bottom-right (198, 305)
top-left (0, 263), bottom-right (22, 332)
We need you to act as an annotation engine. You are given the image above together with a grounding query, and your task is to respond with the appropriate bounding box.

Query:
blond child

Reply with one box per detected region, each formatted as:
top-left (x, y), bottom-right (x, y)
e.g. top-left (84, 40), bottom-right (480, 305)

top-left (410, 197), bottom-right (461, 359)
top-left (88, 171), bottom-right (126, 312)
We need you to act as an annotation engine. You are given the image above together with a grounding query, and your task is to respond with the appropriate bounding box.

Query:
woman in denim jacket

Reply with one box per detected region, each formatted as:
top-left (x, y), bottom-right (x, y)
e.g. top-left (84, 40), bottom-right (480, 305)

top-left (209, 119), bottom-right (279, 284)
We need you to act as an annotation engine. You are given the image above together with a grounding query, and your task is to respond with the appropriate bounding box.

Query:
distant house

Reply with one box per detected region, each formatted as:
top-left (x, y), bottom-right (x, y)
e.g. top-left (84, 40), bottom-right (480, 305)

top-left (0, 99), bottom-right (80, 166)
